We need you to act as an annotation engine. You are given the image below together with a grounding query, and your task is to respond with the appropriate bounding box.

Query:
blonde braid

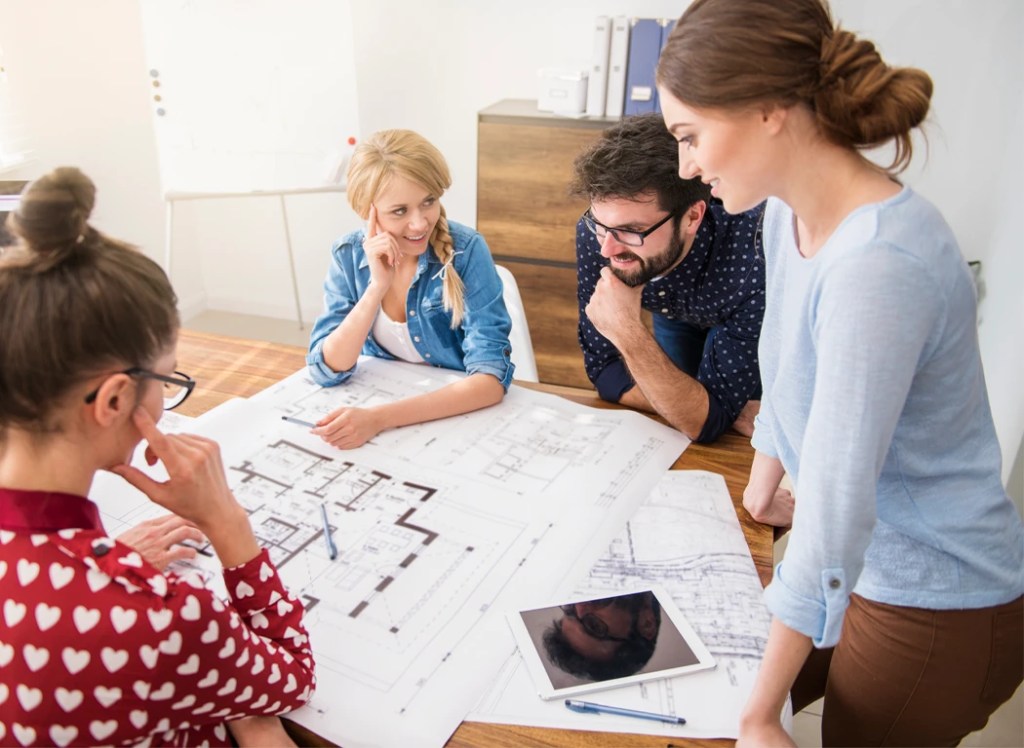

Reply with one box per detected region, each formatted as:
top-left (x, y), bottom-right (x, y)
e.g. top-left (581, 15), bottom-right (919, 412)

top-left (432, 205), bottom-right (465, 327)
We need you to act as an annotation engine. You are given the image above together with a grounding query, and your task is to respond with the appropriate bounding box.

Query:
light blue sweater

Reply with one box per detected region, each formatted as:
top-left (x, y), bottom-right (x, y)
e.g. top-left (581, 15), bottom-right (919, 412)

top-left (753, 188), bottom-right (1023, 647)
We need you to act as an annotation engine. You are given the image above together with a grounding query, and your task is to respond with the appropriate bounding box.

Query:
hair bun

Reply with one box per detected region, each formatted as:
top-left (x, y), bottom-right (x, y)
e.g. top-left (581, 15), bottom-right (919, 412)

top-left (10, 166), bottom-right (97, 253)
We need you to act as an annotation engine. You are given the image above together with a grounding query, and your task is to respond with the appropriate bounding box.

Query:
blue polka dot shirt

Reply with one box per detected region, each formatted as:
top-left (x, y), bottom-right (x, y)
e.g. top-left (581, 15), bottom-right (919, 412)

top-left (576, 201), bottom-right (766, 442)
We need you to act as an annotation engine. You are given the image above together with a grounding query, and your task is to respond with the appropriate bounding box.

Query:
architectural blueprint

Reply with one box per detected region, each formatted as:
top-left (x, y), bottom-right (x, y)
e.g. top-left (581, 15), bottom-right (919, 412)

top-left (469, 470), bottom-right (776, 740)
top-left (90, 362), bottom-right (690, 748)
top-left (253, 359), bottom-right (672, 501)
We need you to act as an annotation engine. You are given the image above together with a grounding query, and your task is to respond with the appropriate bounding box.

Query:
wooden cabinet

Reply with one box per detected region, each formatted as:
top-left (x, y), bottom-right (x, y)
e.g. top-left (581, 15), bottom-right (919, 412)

top-left (477, 99), bottom-right (617, 388)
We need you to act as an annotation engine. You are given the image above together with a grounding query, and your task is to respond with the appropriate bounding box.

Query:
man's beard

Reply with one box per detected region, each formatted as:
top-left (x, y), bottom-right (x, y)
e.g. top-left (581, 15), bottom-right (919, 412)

top-left (608, 228), bottom-right (684, 287)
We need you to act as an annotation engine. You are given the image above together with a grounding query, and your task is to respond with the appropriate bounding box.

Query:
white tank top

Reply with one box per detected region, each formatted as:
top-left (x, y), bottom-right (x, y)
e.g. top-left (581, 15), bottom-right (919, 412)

top-left (371, 306), bottom-right (426, 364)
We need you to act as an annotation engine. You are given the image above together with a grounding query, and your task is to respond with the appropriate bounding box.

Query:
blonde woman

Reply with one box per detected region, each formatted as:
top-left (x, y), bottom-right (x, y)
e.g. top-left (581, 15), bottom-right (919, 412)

top-left (307, 129), bottom-right (514, 449)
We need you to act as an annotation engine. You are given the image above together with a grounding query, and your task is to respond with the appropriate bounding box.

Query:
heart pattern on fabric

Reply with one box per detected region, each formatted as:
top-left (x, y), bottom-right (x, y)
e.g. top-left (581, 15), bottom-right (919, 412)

top-left (24, 644), bottom-right (50, 672)
top-left (1, 536), bottom-right (311, 745)
top-left (54, 687), bottom-right (83, 713)
top-left (72, 606), bottom-right (101, 634)
top-left (110, 606), bottom-right (138, 634)
top-left (48, 563), bottom-right (74, 590)
top-left (4, 599), bottom-right (27, 627)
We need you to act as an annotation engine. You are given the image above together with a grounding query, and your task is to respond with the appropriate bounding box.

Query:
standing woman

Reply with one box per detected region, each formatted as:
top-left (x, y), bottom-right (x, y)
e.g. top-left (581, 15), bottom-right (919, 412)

top-left (657, 1), bottom-right (1023, 745)
top-left (307, 129), bottom-right (514, 449)
top-left (0, 168), bottom-right (315, 746)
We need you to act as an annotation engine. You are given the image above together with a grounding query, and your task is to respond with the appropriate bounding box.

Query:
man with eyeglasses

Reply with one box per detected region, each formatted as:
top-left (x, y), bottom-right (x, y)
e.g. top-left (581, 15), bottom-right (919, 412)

top-left (541, 591), bottom-right (661, 682)
top-left (569, 113), bottom-right (765, 443)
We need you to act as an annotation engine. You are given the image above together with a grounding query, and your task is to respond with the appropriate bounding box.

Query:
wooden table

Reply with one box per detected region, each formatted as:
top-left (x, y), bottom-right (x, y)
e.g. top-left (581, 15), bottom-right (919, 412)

top-left (176, 329), bottom-right (772, 748)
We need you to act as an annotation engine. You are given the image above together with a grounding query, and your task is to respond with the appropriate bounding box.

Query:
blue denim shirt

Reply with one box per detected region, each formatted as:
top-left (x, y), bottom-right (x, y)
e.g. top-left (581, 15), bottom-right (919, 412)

top-left (307, 220), bottom-right (515, 390)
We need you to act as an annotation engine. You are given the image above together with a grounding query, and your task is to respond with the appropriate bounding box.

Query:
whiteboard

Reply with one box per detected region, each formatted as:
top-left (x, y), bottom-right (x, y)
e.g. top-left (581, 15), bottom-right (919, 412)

top-left (139, 0), bottom-right (360, 194)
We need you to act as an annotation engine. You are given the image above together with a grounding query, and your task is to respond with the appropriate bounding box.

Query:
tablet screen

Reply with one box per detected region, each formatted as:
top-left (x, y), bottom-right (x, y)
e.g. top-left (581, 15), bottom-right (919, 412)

top-left (507, 585), bottom-right (715, 700)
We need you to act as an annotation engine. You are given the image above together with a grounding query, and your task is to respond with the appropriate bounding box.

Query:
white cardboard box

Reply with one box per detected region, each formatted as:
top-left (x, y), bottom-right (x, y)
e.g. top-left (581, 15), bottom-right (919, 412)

top-left (537, 68), bottom-right (588, 114)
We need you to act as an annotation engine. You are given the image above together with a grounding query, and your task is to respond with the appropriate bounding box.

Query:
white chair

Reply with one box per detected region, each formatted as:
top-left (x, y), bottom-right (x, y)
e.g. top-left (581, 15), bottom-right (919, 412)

top-left (495, 264), bottom-right (539, 383)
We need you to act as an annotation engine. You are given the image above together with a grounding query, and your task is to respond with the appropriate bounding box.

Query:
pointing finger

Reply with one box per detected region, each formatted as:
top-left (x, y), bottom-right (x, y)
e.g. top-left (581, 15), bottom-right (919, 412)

top-left (368, 204), bottom-right (379, 237)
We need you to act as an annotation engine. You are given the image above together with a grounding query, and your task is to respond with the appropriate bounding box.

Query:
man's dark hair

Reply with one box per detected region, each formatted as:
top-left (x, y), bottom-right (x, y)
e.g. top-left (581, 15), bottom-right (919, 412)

top-left (569, 113), bottom-right (711, 215)
top-left (541, 596), bottom-right (662, 681)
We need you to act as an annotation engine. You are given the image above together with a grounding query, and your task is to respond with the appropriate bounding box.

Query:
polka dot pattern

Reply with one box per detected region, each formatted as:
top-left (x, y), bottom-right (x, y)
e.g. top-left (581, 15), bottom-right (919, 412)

top-left (576, 202), bottom-right (767, 423)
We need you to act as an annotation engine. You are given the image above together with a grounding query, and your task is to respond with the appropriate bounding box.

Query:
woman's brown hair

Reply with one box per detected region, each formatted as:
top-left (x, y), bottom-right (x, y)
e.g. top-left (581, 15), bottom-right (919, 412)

top-left (0, 167), bottom-right (179, 433)
top-left (656, 0), bottom-right (933, 173)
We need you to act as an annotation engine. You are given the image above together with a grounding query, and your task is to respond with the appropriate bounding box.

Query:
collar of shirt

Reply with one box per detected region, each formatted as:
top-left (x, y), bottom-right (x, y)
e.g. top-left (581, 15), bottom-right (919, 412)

top-left (0, 487), bottom-right (102, 532)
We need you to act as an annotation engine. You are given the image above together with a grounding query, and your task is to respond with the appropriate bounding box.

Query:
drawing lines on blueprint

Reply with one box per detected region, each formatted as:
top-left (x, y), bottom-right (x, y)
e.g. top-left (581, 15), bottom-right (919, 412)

top-left (587, 552), bottom-right (767, 659)
top-left (219, 434), bottom-right (544, 701)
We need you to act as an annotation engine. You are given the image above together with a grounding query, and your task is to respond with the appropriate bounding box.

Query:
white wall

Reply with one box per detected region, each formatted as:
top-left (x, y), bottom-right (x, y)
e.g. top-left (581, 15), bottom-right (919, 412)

top-left (0, 0), bottom-right (163, 263)
top-left (4, 0), bottom-right (1022, 493)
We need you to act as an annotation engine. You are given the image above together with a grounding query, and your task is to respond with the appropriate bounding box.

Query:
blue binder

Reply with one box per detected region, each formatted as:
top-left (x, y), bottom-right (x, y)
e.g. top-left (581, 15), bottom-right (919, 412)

top-left (624, 18), bottom-right (662, 116)
top-left (654, 18), bottom-right (676, 113)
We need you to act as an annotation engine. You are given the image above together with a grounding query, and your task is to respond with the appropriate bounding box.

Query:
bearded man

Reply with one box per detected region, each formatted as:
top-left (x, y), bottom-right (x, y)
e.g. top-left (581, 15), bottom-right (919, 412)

top-left (571, 113), bottom-right (765, 442)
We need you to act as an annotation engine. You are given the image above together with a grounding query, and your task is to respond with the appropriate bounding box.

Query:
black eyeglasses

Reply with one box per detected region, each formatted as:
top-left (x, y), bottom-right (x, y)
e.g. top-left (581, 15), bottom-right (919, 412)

top-left (84, 368), bottom-right (196, 411)
top-left (559, 604), bottom-right (631, 642)
top-left (582, 209), bottom-right (678, 247)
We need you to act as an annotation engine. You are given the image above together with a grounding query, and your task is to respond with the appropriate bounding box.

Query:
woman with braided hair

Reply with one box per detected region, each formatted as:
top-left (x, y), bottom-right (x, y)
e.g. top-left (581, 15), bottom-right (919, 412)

top-left (307, 129), bottom-right (514, 448)
top-left (657, 0), bottom-right (1022, 745)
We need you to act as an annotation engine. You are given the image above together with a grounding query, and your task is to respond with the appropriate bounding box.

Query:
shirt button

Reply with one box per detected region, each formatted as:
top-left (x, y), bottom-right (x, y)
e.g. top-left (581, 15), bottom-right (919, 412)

top-left (409, 310), bottom-right (416, 317)
top-left (424, 353), bottom-right (431, 358)
top-left (658, 291), bottom-right (666, 297)
top-left (93, 542), bottom-right (112, 557)
top-left (413, 336), bottom-right (421, 342)
top-left (828, 578), bottom-right (841, 590)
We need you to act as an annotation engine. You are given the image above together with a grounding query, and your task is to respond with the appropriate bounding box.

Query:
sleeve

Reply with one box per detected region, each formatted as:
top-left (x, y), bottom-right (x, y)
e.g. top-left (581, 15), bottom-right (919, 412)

top-left (694, 210), bottom-right (766, 443)
top-left (763, 248), bottom-right (942, 647)
top-left (306, 239), bottom-right (362, 387)
top-left (750, 395), bottom-right (777, 457)
top-left (145, 548), bottom-right (316, 725)
top-left (575, 219), bottom-right (633, 401)
top-left (457, 232), bottom-right (516, 390)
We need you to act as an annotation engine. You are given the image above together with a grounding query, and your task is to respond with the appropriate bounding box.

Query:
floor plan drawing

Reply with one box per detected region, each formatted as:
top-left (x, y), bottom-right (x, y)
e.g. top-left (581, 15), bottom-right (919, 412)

top-left (469, 471), bottom-right (775, 740)
top-left (90, 366), bottom-right (691, 748)
top-left (253, 362), bottom-right (689, 500)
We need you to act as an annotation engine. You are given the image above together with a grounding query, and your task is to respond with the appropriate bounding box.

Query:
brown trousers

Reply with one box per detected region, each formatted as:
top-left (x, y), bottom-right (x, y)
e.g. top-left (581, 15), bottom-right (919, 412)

top-left (792, 593), bottom-right (1023, 747)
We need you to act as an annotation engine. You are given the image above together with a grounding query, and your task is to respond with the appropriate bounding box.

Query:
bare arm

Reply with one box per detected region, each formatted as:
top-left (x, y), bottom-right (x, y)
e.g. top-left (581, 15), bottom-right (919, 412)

top-left (737, 617), bottom-right (809, 747)
top-left (315, 372), bottom-right (505, 449)
top-left (585, 267), bottom-right (710, 438)
top-left (614, 324), bottom-right (711, 439)
top-left (743, 450), bottom-right (795, 527)
top-left (228, 717), bottom-right (297, 747)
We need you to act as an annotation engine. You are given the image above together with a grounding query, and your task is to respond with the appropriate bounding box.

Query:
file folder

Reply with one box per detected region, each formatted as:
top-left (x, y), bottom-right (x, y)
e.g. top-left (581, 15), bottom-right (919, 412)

top-left (604, 16), bottom-right (631, 118)
top-left (586, 15), bottom-right (612, 117)
top-left (654, 18), bottom-right (677, 113)
top-left (624, 18), bottom-right (662, 116)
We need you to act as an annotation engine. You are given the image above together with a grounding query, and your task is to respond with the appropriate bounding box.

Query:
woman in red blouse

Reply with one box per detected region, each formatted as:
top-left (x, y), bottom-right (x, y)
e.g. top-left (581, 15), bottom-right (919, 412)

top-left (0, 168), bottom-right (316, 746)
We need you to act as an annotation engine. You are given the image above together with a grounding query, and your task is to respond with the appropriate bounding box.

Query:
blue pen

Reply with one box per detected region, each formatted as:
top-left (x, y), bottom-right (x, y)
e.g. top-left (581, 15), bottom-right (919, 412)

top-left (282, 415), bottom-right (316, 429)
top-left (319, 503), bottom-right (338, 560)
top-left (565, 699), bottom-right (686, 725)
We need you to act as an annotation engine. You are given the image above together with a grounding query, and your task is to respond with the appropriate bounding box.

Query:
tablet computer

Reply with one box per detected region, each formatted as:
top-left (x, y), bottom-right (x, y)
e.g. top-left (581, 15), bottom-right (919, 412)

top-left (506, 585), bottom-right (715, 700)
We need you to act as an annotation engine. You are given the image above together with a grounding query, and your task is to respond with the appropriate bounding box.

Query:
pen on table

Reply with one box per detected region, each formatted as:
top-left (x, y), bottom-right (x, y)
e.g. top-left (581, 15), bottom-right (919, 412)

top-left (282, 415), bottom-right (316, 429)
top-left (564, 699), bottom-right (686, 725)
top-left (320, 503), bottom-right (338, 560)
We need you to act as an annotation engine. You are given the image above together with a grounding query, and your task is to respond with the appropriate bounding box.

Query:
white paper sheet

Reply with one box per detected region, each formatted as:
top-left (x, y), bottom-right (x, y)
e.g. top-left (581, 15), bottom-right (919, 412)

top-left (89, 362), bottom-right (690, 747)
top-left (469, 470), bottom-right (776, 740)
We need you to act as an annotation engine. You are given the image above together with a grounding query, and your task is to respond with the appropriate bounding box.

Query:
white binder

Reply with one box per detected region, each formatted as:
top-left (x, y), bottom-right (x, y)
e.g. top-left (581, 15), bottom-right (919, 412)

top-left (604, 15), bottom-right (631, 118)
top-left (585, 15), bottom-right (612, 117)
